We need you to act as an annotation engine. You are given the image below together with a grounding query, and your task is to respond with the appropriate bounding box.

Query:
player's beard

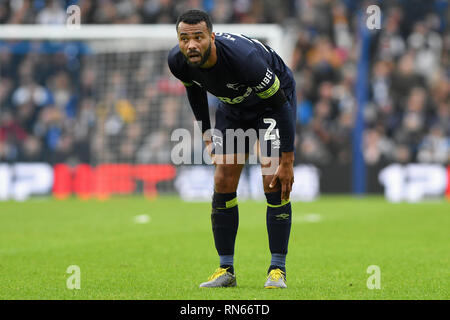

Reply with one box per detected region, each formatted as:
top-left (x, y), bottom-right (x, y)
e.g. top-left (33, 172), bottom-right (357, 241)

top-left (185, 42), bottom-right (212, 67)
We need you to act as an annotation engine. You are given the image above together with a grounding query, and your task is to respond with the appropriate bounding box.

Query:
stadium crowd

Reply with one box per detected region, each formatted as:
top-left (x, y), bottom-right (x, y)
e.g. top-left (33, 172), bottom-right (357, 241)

top-left (0, 0), bottom-right (449, 166)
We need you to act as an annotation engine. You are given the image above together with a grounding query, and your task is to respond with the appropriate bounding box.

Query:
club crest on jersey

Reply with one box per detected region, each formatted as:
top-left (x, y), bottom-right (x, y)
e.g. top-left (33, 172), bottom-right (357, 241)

top-left (226, 83), bottom-right (246, 91)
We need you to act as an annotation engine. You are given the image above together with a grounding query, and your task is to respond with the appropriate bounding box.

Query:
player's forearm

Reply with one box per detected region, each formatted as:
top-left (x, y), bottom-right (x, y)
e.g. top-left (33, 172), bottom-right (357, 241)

top-left (186, 85), bottom-right (211, 134)
top-left (263, 88), bottom-right (295, 153)
top-left (276, 101), bottom-right (296, 154)
top-left (281, 151), bottom-right (295, 165)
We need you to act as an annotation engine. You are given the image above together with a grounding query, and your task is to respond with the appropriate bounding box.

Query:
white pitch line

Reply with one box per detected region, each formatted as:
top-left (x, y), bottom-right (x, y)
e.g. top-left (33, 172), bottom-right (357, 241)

top-left (133, 214), bottom-right (151, 224)
top-left (293, 213), bottom-right (323, 223)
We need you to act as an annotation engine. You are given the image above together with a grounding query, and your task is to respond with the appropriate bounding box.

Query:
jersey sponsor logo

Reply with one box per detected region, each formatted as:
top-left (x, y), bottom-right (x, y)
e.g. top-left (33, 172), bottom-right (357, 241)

top-left (217, 86), bottom-right (253, 104)
top-left (253, 68), bottom-right (274, 92)
top-left (226, 83), bottom-right (246, 91)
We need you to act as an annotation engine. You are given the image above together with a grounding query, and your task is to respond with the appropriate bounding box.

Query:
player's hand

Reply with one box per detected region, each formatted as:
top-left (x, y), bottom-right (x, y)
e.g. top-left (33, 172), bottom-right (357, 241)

top-left (269, 152), bottom-right (295, 201)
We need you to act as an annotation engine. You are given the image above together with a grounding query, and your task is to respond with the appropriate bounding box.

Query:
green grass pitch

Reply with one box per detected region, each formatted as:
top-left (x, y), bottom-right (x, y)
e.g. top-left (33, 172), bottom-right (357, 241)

top-left (0, 196), bottom-right (448, 300)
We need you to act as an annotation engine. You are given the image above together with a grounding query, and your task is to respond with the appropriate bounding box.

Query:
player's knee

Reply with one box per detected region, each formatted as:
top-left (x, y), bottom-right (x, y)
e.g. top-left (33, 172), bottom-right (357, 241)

top-left (262, 175), bottom-right (280, 193)
top-left (214, 169), bottom-right (239, 193)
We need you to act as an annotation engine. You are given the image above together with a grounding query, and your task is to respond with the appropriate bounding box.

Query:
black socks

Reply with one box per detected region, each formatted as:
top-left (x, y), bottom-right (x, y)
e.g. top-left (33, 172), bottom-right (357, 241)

top-left (211, 192), bottom-right (239, 274)
top-left (210, 190), bottom-right (291, 276)
top-left (265, 190), bottom-right (292, 272)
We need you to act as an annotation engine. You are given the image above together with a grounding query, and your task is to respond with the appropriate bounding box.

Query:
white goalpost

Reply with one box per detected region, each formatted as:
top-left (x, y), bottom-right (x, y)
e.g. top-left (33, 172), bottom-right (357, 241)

top-left (0, 24), bottom-right (293, 60)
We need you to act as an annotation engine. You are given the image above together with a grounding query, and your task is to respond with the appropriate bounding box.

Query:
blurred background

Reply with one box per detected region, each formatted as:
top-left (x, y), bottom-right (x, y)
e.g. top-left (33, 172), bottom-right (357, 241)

top-left (0, 0), bottom-right (449, 201)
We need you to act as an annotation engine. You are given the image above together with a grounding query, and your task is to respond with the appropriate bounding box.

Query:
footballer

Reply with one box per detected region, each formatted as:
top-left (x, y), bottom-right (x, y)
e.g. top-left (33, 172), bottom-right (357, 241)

top-left (168, 9), bottom-right (296, 289)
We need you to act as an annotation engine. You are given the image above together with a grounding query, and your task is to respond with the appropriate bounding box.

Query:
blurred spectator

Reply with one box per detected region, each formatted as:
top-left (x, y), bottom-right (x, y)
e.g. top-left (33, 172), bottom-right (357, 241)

top-left (329, 111), bottom-right (353, 164)
top-left (141, 0), bottom-right (177, 23)
top-left (36, 0), bottom-right (66, 25)
top-left (390, 52), bottom-right (425, 108)
top-left (393, 87), bottom-right (429, 159)
top-left (18, 135), bottom-right (44, 162)
top-left (363, 127), bottom-right (395, 165)
top-left (210, 0), bottom-right (233, 23)
top-left (376, 6), bottom-right (406, 61)
top-left (0, 110), bottom-right (28, 161)
top-left (296, 132), bottom-right (331, 165)
top-left (407, 20), bottom-right (443, 81)
top-left (417, 125), bottom-right (450, 164)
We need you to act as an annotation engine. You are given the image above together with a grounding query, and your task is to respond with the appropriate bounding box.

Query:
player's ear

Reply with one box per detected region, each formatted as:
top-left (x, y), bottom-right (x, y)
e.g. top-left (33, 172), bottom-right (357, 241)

top-left (211, 32), bottom-right (215, 42)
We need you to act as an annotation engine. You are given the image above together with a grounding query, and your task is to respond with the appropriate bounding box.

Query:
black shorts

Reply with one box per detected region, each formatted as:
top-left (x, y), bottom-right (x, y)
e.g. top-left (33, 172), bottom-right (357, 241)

top-left (211, 89), bottom-right (296, 158)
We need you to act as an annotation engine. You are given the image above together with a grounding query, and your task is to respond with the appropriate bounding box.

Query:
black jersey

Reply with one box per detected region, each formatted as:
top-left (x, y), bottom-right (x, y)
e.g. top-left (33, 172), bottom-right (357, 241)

top-left (168, 32), bottom-right (296, 115)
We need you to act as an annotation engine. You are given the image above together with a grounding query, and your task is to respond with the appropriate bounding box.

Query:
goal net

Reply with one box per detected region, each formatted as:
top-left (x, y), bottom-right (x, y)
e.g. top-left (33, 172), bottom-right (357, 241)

top-left (0, 24), bottom-right (298, 199)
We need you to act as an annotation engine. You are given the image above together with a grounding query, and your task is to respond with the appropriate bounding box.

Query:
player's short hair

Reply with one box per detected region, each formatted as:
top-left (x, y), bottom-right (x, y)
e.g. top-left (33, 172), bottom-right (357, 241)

top-left (176, 9), bottom-right (213, 33)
